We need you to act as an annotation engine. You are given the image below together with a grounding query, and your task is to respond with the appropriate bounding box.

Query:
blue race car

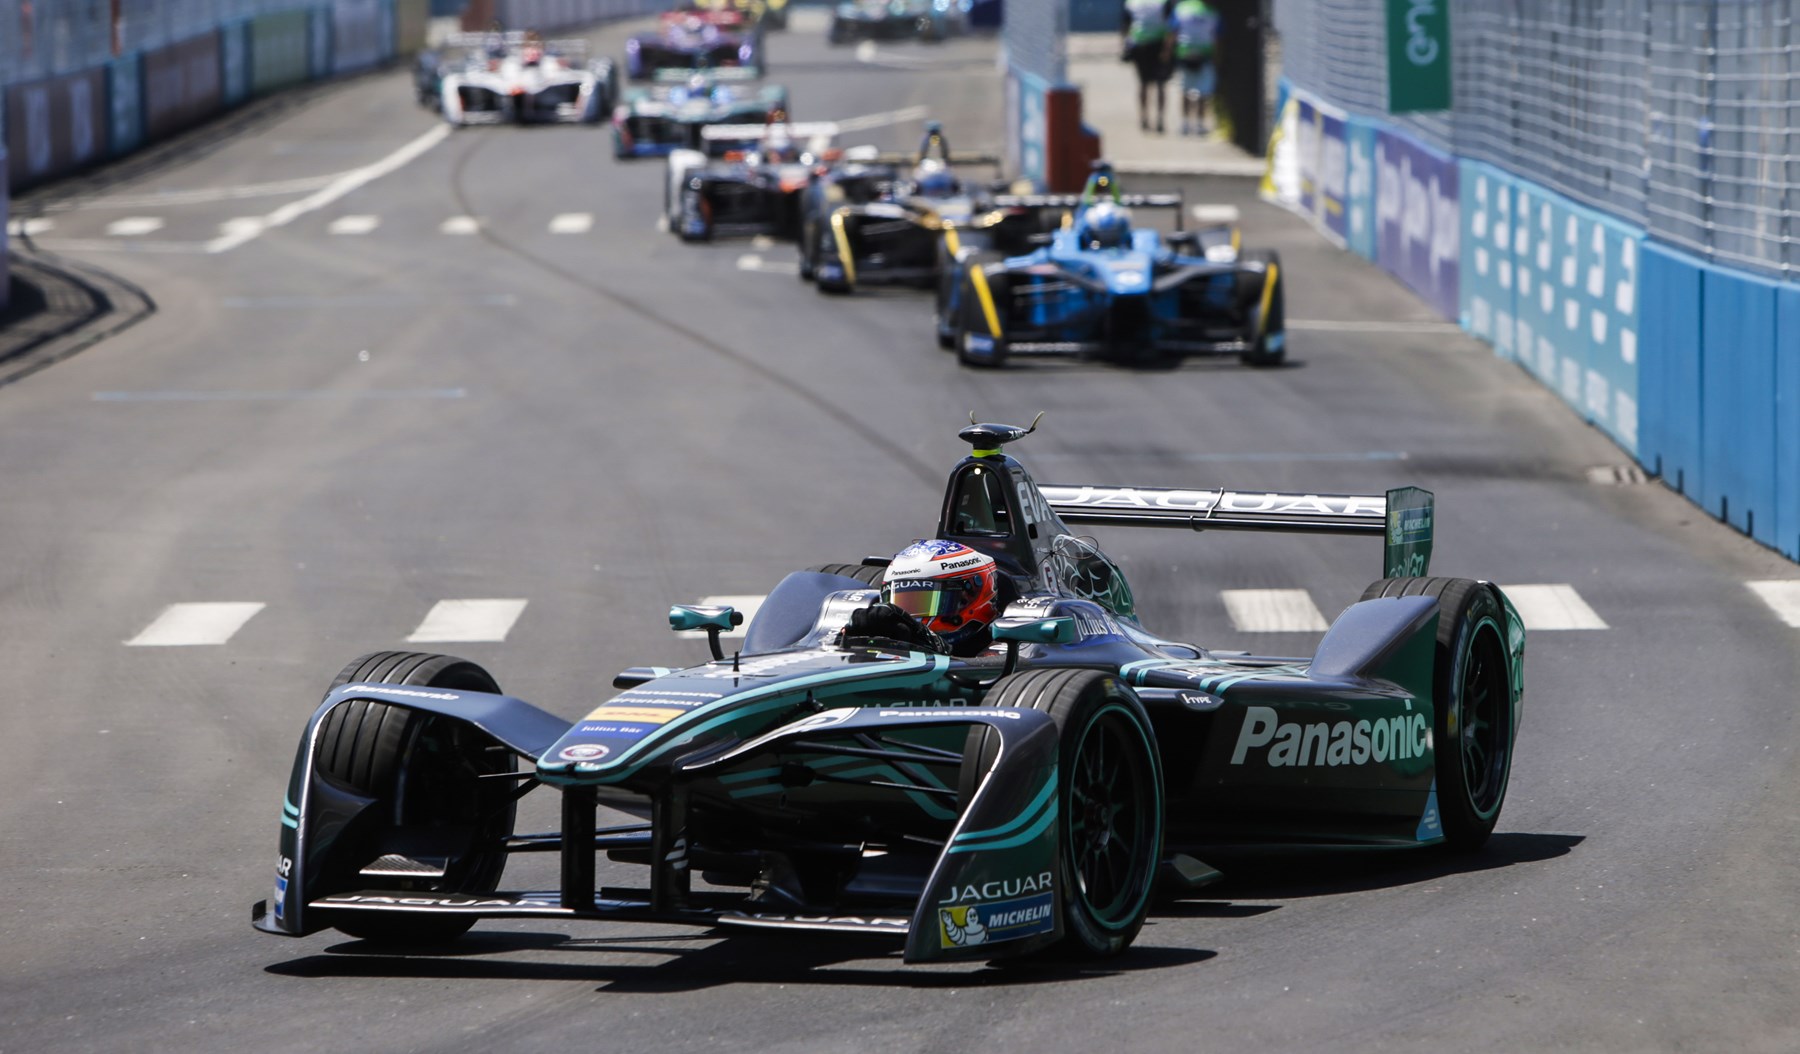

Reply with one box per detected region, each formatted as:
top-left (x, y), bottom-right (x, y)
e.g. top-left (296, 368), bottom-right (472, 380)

top-left (939, 163), bottom-right (1285, 368)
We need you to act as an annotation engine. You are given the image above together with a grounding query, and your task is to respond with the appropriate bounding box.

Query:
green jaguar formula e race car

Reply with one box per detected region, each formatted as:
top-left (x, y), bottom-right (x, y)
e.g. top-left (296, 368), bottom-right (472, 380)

top-left (254, 419), bottom-right (1524, 965)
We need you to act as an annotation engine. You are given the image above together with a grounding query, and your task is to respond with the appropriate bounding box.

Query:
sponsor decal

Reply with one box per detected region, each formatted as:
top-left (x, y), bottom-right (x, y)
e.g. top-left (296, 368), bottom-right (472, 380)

top-left (580, 706), bottom-right (683, 726)
top-left (938, 891), bottom-right (1055, 949)
top-left (939, 870), bottom-right (1053, 905)
top-left (321, 894), bottom-right (561, 909)
top-left (559, 743), bottom-right (612, 762)
top-left (936, 554), bottom-right (984, 571)
top-left (721, 912), bottom-right (910, 930)
top-left (878, 708), bottom-right (1020, 720)
top-left (1179, 691), bottom-right (1224, 711)
top-left (275, 855), bottom-right (293, 878)
top-left (342, 684), bottom-right (462, 701)
top-left (696, 650), bottom-right (825, 679)
top-left (1044, 487), bottom-right (1385, 518)
top-left (1229, 704), bottom-right (1430, 767)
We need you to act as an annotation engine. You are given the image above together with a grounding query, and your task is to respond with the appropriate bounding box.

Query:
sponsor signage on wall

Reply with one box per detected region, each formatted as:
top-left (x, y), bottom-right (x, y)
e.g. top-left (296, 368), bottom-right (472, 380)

top-left (4, 68), bottom-right (109, 190)
top-left (143, 33), bottom-right (225, 142)
top-left (1294, 94), bottom-right (1348, 247)
top-left (1374, 127), bottom-right (1458, 321)
top-left (1386, 0), bottom-right (1450, 112)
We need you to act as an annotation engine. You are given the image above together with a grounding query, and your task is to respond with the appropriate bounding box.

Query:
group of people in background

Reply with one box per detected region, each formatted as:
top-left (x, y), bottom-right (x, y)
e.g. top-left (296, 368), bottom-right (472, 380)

top-left (1122, 0), bottom-right (1219, 136)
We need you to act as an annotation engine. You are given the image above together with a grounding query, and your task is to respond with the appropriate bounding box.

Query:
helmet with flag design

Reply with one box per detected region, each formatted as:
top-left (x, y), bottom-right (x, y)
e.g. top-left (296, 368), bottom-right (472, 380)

top-left (881, 540), bottom-right (1001, 652)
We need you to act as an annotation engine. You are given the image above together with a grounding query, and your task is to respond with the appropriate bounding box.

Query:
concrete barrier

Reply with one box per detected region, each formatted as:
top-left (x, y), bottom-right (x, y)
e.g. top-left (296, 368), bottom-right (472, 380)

top-left (108, 54), bottom-right (145, 157)
top-left (1780, 285), bottom-right (1800, 561)
top-left (332, 0), bottom-right (391, 74)
top-left (1, 143), bottom-right (10, 313)
top-left (1699, 264), bottom-right (1781, 546)
top-left (143, 32), bottom-right (225, 142)
top-left (223, 20), bottom-right (253, 107)
top-left (1636, 242), bottom-right (1705, 501)
top-left (3, 67), bottom-right (109, 191)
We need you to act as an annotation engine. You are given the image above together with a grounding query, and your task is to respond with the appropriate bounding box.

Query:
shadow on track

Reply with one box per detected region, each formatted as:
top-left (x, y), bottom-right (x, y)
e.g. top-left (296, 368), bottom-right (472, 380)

top-left (265, 930), bottom-right (1215, 992)
top-left (1175, 832), bottom-right (1584, 903)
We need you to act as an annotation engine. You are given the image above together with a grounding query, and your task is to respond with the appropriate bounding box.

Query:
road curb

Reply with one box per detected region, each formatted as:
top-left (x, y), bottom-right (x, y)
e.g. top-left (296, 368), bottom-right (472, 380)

top-left (0, 248), bottom-right (155, 389)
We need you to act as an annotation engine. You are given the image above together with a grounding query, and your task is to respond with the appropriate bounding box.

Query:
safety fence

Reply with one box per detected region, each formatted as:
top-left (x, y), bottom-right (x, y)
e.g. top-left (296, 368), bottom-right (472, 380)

top-left (1266, 1), bottom-right (1800, 564)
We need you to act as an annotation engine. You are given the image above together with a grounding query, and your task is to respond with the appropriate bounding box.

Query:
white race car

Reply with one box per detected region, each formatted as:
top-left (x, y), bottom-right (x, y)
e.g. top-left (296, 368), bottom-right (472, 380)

top-left (436, 32), bottom-right (616, 126)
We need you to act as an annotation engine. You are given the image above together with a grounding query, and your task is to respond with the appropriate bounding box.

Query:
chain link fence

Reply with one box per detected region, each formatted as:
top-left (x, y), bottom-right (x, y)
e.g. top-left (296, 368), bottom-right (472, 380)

top-left (1001, 0), bottom-right (1068, 86)
top-left (1274, 0), bottom-right (1799, 278)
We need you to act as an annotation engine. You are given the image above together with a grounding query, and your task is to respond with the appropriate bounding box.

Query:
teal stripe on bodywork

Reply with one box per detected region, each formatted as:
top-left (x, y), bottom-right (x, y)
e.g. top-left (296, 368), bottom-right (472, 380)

top-left (949, 795), bottom-right (1057, 854)
top-left (283, 798), bottom-right (299, 816)
top-left (950, 771), bottom-right (1057, 849)
top-left (280, 813), bottom-right (298, 829)
top-left (574, 654), bottom-right (951, 784)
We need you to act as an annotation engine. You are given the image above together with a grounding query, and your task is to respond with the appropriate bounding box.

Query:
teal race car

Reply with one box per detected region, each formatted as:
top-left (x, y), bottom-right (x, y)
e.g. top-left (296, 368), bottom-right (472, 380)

top-left (254, 419), bottom-right (1524, 964)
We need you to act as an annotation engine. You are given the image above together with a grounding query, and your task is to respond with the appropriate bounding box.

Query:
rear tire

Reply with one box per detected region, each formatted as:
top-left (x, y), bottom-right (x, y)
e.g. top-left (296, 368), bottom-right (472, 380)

top-left (314, 652), bottom-right (515, 945)
top-left (964, 669), bottom-right (1163, 958)
top-left (808, 562), bottom-right (886, 587)
top-left (1358, 578), bottom-right (1515, 851)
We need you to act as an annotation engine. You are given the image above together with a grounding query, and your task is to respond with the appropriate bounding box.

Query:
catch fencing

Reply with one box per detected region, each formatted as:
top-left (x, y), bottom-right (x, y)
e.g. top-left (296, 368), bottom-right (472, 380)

top-left (1268, 0), bottom-right (1800, 562)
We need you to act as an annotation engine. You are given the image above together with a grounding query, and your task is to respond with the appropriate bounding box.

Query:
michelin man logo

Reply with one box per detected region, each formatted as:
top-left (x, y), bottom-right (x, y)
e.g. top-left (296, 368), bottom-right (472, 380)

top-left (939, 905), bottom-right (989, 948)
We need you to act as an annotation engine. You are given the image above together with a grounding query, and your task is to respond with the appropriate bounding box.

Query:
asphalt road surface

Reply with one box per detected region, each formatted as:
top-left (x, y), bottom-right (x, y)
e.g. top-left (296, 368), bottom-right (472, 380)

top-left (3, 14), bottom-right (1798, 1053)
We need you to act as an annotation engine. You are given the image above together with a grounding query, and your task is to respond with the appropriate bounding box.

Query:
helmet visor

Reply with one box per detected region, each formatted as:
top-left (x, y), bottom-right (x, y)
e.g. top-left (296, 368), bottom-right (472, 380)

top-left (884, 578), bottom-right (976, 625)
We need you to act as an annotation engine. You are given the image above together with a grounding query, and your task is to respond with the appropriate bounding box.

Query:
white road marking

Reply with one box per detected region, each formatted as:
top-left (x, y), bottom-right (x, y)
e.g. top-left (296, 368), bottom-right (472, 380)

top-left (441, 215), bottom-right (480, 235)
top-left (407, 599), bottom-right (529, 643)
top-left (736, 253), bottom-right (801, 275)
top-left (52, 173), bottom-right (339, 210)
top-left (1746, 581), bottom-right (1800, 628)
top-left (549, 212), bottom-right (593, 234)
top-left (328, 214), bottom-right (380, 235)
top-left (1501, 584), bottom-right (1609, 630)
top-left (750, 234), bottom-right (775, 250)
top-left (220, 217), bottom-right (265, 238)
top-left (655, 214), bottom-right (670, 232)
top-left (106, 216), bottom-right (165, 236)
top-left (127, 602), bottom-right (265, 646)
top-left (93, 388), bottom-right (467, 401)
top-left (1286, 319), bottom-right (1464, 333)
top-left (204, 123), bottom-right (452, 253)
top-left (684, 595), bottom-right (766, 640)
top-left (833, 104), bottom-right (933, 133)
top-left (6, 217), bottom-right (54, 235)
top-left (1221, 589), bottom-right (1328, 633)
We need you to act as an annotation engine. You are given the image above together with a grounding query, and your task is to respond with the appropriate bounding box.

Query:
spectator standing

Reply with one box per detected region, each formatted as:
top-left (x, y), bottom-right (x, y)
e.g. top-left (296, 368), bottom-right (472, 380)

top-left (1122, 0), bottom-right (1173, 133)
top-left (1171, 0), bottom-right (1219, 136)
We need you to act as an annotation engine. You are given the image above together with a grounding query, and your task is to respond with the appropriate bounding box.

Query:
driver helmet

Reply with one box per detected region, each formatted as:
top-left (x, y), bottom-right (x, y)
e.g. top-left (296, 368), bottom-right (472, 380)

top-left (1078, 201), bottom-right (1132, 250)
top-left (912, 158), bottom-right (960, 199)
top-left (881, 540), bottom-right (1001, 651)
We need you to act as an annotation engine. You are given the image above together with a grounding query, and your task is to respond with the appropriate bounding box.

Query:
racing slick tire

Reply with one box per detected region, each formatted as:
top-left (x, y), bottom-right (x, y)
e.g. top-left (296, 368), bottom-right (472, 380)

top-left (962, 669), bottom-right (1164, 958)
top-left (1358, 578), bottom-right (1516, 852)
top-left (311, 651), bottom-right (517, 945)
top-left (1239, 249), bottom-right (1287, 368)
top-left (807, 562), bottom-right (887, 587)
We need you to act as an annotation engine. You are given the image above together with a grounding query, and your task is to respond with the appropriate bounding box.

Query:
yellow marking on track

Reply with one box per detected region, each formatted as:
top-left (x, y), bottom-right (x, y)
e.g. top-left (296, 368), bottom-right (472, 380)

top-left (829, 209), bottom-right (857, 287)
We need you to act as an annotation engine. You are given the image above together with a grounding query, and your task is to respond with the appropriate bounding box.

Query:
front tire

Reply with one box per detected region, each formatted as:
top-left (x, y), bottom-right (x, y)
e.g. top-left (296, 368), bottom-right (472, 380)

top-left (313, 651), bottom-right (516, 945)
top-left (971, 669), bottom-right (1163, 958)
top-left (1359, 578), bottom-right (1516, 851)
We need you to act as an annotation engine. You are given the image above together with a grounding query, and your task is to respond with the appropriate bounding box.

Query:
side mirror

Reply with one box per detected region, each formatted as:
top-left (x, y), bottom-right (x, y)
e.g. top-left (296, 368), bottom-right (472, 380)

top-left (991, 616), bottom-right (1078, 646)
top-left (991, 617), bottom-right (1077, 677)
top-left (670, 604), bottom-right (743, 660)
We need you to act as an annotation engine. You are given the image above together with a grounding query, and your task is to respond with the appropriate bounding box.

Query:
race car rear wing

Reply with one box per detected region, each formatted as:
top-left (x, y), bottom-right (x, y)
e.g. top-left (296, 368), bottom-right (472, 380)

top-left (1040, 484), bottom-right (1434, 578)
top-left (701, 121), bottom-right (840, 143)
top-left (992, 192), bottom-right (1186, 229)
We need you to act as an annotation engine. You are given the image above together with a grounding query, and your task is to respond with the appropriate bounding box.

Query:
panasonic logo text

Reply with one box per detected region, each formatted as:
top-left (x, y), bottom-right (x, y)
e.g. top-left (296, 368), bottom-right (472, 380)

top-left (1229, 705), bottom-right (1430, 767)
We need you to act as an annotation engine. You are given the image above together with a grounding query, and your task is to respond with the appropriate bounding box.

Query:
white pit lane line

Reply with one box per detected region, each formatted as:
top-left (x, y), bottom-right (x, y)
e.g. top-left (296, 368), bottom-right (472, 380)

top-left (737, 253), bottom-right (800, 275)
top-left (441, 215), bottom-right (480, 235)
top-left (127, 602), bottom-right (266, 646)
top-left (1746, 581), bottom-right (1800, 628)
top-left (105, 217), bottom-right (165, 236)
top-left (1501, 584), bottom-right (1609, 631)
top-left (1220, 589), bottom-right (1329, 633)
top-left (407, 599), bottom-right (529, 644)
top-left (549, 212), bottom-right (594, 234)
top-left (327, 214), bottom-right (380, 235)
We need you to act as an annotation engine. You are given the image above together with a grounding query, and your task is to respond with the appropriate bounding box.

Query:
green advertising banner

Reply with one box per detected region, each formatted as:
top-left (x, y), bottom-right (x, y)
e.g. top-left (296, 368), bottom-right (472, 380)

top-left (1386, 0), bottom-right (1451, 113)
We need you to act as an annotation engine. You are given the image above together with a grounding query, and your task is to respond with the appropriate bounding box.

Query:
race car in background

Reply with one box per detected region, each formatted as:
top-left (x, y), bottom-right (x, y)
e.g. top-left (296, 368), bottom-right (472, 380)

top-left (254, 417), bottom-right (1523, 965)
top-left (799, 122), bottom-right (1042, 294)
top-left (426, 32), bottom-right (616, 125)
top-left (697, 0), bottom-right (790, 30)
top-left (627, 9), bottom-right (766, 81)
top-left (828, 0), bottom-right (970, 43)
top-left (939, 163), bottom-right (1286, 367)
top-left (665, 119), bottom-right (839, 241)
top-left (613, 69), bottom-right (789, 159)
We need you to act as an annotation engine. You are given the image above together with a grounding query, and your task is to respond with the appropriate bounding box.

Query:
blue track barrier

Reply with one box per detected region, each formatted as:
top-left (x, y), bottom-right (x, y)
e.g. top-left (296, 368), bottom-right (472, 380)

top-left (1701, 265), bottom-right (1782, 546)
top-left (1637, 242), bottom-right (1704, 500)
top-left (1779, 285), bottom-right (1800, 561)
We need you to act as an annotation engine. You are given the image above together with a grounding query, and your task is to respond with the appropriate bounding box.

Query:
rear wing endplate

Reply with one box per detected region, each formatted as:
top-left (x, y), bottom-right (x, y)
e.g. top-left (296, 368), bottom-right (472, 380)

top-left (701, 121), bottom-right (840, 143)
top-left (1040, 484), bottom-right (1433, 578)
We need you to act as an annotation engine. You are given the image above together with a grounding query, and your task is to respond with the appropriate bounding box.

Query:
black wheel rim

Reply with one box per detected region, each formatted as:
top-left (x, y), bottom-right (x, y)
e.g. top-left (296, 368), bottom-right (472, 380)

top-left (1459, 622), bottom-right (1510, 816)
top-left (1068, 709), bottom-right (1155, 925)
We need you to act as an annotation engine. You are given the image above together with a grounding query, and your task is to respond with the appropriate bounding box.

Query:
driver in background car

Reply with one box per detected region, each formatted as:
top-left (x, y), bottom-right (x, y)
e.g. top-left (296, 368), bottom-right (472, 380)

top-left (845, 540), bottom-right (1003, 657)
